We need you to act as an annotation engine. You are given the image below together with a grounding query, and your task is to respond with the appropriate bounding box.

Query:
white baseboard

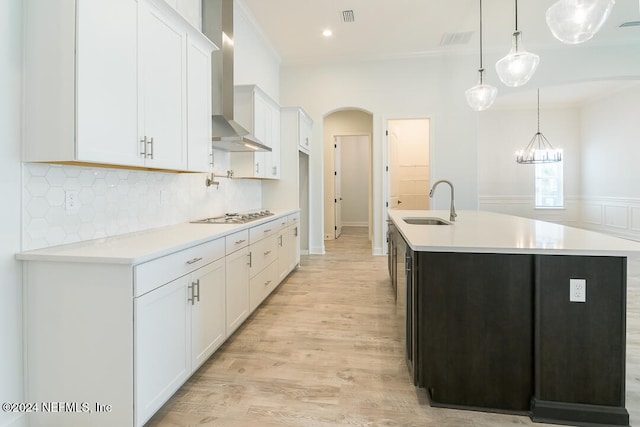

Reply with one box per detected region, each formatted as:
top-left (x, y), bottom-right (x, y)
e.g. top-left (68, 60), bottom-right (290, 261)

top-left (341, 222), bottom-right (368, 227)
top-left (309, 245), bottom-right (325, 255)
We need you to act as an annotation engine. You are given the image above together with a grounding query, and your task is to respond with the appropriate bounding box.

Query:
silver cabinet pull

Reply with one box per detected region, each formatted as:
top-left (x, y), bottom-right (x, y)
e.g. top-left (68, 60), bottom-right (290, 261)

top-left (140, 136), bottom-right (147, 157)
top-left (147, 137), bottom-right (154, 159)
top-left (264, 250), bottom-right (271, 256)
top-left (194, 279), bottom-right (200, 303)
top-left (186, 257), bottom-right (203, 265)
top-left (264, 229), bottom-right (271, 233)
top-left (279, 235), bottom-right (283, 247)
top-left (255, 162), bottom-right (260, 174)
top-left (248, 252), bottom-right (252, 267)
top-left (294, 227), bottom-right (298, 237)
top-left (235, 239), bottom-right (246, 245)
top-left (264, 280), bottom-right (271, 286)
top-left (188, 282), bottom-right (195, 305)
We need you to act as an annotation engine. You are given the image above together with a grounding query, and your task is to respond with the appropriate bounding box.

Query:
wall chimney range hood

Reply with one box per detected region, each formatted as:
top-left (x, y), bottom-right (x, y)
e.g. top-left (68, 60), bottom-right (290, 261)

top-left (202, 0), bottom-right (271, 152)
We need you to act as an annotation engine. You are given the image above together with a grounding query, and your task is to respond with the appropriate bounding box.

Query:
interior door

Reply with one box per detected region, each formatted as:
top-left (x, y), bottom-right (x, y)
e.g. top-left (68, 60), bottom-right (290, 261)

top-left (388, 119), bottom-right (430, 210)
top-left (334, 136), bottom-right (343, 238)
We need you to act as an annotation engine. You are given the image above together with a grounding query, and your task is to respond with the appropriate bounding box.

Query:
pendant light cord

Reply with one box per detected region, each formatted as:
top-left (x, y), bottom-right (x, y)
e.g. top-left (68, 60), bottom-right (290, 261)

top-left (479, 0), bottom-right (484, 70)
top-left (515, 0), bottom-right (519, 32)
top-left (537, 89), bottom-right (541, 133)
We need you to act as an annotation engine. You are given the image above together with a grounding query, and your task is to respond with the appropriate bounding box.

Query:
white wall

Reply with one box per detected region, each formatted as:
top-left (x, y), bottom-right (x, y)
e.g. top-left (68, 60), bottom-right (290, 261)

top-left (282, 54), bottom-right (480, 255)
top-left (339, 135), bottom-right (370, 227)
top-left (478, 105), bottom-right (582, 225)
top-left (1, 1), bottom-right (25, 426)
top-left (581, 83), bottom-right (640, 199)
top-left (579, 83), bottom-right (640, 240)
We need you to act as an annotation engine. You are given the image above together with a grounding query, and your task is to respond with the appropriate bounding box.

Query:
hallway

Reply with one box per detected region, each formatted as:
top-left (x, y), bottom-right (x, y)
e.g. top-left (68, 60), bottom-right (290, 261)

top-left (147, 227), bottom-right (640, 426)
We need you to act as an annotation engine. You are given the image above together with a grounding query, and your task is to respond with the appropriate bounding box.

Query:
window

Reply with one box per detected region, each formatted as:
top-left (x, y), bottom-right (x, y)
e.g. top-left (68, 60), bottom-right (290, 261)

top-left (535, 154), bottom-right (563, 208)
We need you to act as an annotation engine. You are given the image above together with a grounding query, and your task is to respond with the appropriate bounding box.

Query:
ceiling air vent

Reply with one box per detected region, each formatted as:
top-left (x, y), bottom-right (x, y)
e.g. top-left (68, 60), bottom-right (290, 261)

top-left (342, 10), bottom-right (355, 23)
top-left (619, 21), bottom-right (640, 27)
top-left (440, 31), bottom-right (474, 47)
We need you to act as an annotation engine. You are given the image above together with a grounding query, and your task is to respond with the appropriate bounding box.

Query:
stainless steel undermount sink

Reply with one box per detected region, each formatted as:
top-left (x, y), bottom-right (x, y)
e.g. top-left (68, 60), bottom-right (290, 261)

top-left (402, 217), bottom-right (451, 225)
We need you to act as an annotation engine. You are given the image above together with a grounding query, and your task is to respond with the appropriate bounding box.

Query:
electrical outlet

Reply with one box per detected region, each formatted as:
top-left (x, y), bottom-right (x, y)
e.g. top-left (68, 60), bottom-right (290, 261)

top-left (570, 278), bottom-right (586, 303)
top-left (65, 190), bottom-right (79, 211)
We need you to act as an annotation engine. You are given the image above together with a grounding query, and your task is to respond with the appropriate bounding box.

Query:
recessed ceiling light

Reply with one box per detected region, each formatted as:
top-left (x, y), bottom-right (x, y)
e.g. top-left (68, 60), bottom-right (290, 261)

top-left (322, 29), bottom-right (333, 37)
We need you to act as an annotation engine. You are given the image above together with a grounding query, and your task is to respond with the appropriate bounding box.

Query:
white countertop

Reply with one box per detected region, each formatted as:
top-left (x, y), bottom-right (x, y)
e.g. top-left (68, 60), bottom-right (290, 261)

top-left (17, 210), bottom-right (299, 264)
top-left (388, 209), bottom-right (640, 256)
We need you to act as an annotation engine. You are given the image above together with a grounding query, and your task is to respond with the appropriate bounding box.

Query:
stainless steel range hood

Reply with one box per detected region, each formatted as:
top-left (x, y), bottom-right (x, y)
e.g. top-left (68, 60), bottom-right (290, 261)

top-left (202, 0), bottom-right (271, 152)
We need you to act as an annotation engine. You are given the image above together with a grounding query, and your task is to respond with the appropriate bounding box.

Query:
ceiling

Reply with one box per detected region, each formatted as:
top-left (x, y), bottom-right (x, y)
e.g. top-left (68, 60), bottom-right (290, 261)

top-left (239, 0), bottom-right (640, 65)
top-left (238, 0), bottom-right (640, 107)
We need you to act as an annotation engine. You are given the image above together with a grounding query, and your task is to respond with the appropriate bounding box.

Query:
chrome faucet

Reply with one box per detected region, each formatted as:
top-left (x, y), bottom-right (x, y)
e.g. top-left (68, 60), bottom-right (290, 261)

top-left (429, 180), bottom-right (457, 222)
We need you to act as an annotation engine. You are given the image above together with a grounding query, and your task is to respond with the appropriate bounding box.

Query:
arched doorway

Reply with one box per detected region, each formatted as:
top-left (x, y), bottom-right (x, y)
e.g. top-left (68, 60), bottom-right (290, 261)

top-left (323, 109), bottom-right (373, 244)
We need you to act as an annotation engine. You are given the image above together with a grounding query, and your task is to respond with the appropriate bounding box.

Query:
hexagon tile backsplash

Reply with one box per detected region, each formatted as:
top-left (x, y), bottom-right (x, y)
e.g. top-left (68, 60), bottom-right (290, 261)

top-left (22, 163), bottom-right (262, 251)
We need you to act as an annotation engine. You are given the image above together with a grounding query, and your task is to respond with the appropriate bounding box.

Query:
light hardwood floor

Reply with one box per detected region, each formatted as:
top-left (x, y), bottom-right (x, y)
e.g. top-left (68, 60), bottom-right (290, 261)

top-left (147, 226), bottom-right (640, 427)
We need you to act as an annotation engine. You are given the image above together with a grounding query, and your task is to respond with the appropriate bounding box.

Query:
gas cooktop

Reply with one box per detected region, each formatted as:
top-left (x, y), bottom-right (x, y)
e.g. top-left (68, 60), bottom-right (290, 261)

top-left (191, 210), bottom-right (274, 225)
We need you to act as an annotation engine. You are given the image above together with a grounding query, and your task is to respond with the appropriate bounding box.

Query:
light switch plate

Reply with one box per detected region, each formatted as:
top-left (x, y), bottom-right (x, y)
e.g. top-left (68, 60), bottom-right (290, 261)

top-left (570, 278), bottom-right (586, 303)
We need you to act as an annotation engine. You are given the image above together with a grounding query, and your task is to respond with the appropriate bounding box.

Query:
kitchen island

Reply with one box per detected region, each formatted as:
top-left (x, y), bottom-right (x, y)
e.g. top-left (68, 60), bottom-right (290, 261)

top-left (388, 209), bottom-right (640, 427)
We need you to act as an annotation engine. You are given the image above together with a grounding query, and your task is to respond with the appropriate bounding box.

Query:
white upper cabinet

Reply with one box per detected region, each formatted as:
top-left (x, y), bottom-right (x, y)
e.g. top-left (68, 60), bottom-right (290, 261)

top-left (139, 0), bottom-right (188, 170)
top-left (24, 0), bottom-right (216, 172)
top-left (25, 0), bottom-right (141, 166)
top-left (298, 109), bottom-right (313, 154)
top-left (232, 85), bottom-right (281, 179)
top-left (76, 0), bottom-right (140, 165)
top-left (186, 35), bottom-right (215, 172)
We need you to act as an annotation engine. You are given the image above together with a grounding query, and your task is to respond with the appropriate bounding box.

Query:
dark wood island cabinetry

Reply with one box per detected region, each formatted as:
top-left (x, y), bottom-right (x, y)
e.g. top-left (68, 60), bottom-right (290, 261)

top-left (388, 210), bottom-right (640, 427)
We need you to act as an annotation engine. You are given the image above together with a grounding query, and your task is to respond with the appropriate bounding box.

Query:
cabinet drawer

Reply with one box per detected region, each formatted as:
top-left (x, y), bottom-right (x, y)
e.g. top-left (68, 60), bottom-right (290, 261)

top-left (249, 261), bottom-right (278, 313)
top-left (274, 215), bottom-right (289, 230)
top-left (288, 213), bottom-right (300, 225)
top-left (249, 219), bottom-right (279, 243)
top-left (225, 230), bottom-right (249, 254)
top-left (249, 235), bottom-right (278, 278)
top-left (135, 238), bottom-right (225, 297)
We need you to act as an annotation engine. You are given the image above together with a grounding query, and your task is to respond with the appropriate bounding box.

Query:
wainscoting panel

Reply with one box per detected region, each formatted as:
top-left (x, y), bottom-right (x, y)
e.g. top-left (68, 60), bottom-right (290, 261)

top-left (462, 197), bottom-right (640, 243)
top-left (582, 203), bottom-right (603, 225)
top-left (604, 205), bottom-right (629, 229)
top-left (580, 197), bottom-right (640, 242)
top-left (478, 196), bottom-right (581, 227)
top-left (631, 207), bottom-right (640, 232)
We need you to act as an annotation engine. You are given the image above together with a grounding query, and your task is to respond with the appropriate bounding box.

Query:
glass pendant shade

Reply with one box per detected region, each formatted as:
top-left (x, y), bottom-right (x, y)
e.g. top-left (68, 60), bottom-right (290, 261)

top-left (495, 32), bottom-right (540, 87)
top-left (465, 71), bottom-right (498, 111)
top-left (546, 0), bottom-right (616, 44)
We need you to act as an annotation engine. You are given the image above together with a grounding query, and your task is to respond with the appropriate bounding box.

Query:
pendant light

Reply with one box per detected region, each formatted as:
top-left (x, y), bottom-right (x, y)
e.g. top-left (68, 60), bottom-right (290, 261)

top-left (546, 0), bottom-right (616, 44)
top-left (516, 90), bottom-right (562, 164)
top-left (495, 0), bottom-right (540, 87)
top-left (466, 0), bottom-right (497, 111)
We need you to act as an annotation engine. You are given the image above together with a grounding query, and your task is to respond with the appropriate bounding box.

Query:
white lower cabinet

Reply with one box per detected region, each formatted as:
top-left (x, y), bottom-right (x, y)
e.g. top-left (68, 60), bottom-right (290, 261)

top-left (135, 251), bottom-right (226, 426)
top-left (190, 258), bottom-right (226, 369)
top-left (20, 212), bottom-right (301, 427)
top-left (250, 261), bottom-right (279, 312)
top-left (135, 275), bottom-right (190, 426)
top-left (226, 245), bottom-right (251, 335)
top-left (278, 214), bottom-right (301, 282)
